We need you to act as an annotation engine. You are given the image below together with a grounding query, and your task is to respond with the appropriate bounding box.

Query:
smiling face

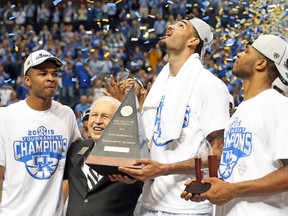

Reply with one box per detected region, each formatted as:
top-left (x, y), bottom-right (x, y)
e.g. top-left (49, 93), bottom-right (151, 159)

top-left (25, 60), bottom-right (60, 99)
top-left (88, 97), bottom-right (120, 142)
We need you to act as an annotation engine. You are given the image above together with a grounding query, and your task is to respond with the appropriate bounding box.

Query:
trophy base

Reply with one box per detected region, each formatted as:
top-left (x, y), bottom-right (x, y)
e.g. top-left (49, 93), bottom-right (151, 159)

top-left (85, 155), bottom-right (141, 177)
top-left (184, 181), bottom-right (211, 194)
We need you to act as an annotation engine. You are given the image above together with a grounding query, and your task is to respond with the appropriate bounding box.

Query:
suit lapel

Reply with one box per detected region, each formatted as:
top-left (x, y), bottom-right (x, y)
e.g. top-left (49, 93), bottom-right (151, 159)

top-left (70, 139), bottom-right (95, 197)
top-left (70, 139), bottom-right (112, 195)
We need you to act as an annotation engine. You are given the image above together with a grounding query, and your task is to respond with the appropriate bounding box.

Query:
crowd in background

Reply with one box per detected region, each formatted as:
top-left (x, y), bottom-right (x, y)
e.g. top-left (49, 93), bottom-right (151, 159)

top-left (0, 0), bottom-right (287, 114)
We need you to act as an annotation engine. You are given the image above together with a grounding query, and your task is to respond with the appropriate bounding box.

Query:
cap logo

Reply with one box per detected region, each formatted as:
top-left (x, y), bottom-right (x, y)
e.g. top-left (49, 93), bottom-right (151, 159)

top-left (27, 60), bottom-right (30, 66)
top-left (273, 53), bottom-right (280, 59)
top-left (204, 37), bottom-right (208, 43)
top-left (36, 53), bottom-right (51, 60)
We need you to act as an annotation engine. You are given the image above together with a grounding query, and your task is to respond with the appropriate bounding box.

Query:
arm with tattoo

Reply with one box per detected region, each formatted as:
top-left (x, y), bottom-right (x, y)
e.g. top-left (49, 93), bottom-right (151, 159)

top-left (206, 129), bottom-right (225, 163)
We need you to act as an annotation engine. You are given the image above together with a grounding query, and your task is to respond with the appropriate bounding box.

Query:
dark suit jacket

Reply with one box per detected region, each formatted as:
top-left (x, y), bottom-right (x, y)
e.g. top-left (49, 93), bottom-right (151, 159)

top-left (64, 139), bottom-right (142, 216)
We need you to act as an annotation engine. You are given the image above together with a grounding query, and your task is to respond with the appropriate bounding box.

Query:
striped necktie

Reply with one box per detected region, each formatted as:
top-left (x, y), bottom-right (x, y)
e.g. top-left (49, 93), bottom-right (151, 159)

top-left (82, 163), bottom-right (100, 191)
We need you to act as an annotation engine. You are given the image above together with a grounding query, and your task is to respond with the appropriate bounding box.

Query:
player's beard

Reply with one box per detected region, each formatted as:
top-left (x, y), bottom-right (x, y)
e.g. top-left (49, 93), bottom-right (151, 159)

top-left (158, 39), bottom-right (167, 52)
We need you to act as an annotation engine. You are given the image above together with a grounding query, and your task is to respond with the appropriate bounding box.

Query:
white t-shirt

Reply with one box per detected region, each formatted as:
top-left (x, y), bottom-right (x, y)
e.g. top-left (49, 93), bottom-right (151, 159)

top-left (217, 89), bottom-right (288, 216)
top-left (0, 89), bottom-right (12, 106)
top-left (140, 68), bottom-right (230, 214)
top-left (0, 100), bottom-right (82, 216)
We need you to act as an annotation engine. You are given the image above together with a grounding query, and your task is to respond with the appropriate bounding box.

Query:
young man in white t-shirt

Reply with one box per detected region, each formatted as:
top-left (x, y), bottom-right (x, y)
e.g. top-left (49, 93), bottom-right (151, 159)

top-left (110, 15), bottom-right (230, 215)
top-left (182, 35), bottom-right (288, 215)
top-left (0, 50), bottom-right (82, 215)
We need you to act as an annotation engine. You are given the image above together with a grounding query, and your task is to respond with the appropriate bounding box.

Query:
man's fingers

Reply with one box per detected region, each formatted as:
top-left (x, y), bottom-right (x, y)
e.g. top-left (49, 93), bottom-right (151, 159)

top-left (100, 89), bottom-right (111, 96)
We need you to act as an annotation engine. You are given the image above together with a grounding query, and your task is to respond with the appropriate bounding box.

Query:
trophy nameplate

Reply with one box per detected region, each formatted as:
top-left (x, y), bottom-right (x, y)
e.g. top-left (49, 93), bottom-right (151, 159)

top-left (84, 85), bottom-right (149, 176)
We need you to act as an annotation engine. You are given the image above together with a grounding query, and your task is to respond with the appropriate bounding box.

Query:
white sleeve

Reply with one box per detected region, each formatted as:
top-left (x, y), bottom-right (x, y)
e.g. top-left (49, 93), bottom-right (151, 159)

top-left (270, 109), bottom-right (288, 161)
top-left (0, 135), bottom-right (6, 167)
top-left (201, 86), bottom-right (230, 137)
top-left (0, 110), bottom-right (5, 167)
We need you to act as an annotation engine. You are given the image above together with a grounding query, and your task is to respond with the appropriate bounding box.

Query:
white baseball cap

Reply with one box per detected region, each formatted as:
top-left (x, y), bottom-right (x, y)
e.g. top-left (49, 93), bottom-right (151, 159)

top-left (189, 18), bottom-right (214, 58)
top-left (272, 77), bottom-right (288, 94)
top-left (252, 35), bottom-right (288, 83)
top-left (23, 49), bottom-right (63, 76)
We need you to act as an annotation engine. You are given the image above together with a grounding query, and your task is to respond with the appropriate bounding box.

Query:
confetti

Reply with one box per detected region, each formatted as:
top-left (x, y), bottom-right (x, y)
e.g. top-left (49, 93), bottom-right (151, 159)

top-left (143, 32), bottom-right (149, 39)
top-left (4, 79), bottom-right (11, 83)
top-left (85, 56), bottom-right (91, 62)
top-left (131, 61), bottom-right (138, 66)
top-left (82, 47), bottom-right (89, 52)
top-left (202, 1), bottom-right (210, 7)
top-left (135, 12), bottom-right (141, 18)
top-left (107, 3), bottom-right (116, 7)
top-left (90, 75), bottom-right (97, 81)
top-left (53, 0), bottom-right (62, 6)
top-left (225, 39), bottom-right (235, 47)
top-left (104, 52), bottom-right (110, 58)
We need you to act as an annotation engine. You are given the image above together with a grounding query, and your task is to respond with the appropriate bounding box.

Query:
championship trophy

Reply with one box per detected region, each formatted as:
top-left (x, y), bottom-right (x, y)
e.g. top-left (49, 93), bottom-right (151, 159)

top-left (84, 85), bottom-right (149, 176)
top-left (184, 139), bottom-right (218, 194)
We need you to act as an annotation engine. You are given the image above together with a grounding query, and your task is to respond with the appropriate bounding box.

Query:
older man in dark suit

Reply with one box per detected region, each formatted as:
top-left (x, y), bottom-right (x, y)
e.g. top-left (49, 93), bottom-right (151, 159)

top-left (64, 96), bottom-right (142, 216)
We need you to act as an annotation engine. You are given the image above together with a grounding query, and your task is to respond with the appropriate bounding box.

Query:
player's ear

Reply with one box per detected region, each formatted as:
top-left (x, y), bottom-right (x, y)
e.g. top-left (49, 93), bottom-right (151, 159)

top-left (24, 75), bottom-right (32, 88)
top-left (188, 37), bottom-right (200, 49)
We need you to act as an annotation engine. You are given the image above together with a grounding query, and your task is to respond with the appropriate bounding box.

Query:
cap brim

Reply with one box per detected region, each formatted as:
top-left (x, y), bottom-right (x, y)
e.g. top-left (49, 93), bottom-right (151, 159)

top-left (24, 57), bottom-right (63, 76)
top-left (272, 77), bottom-right (288, 94)
top-left (37, 57), bottom-right (63, 68)
top-left (276, 64), bottom-right (288, 84)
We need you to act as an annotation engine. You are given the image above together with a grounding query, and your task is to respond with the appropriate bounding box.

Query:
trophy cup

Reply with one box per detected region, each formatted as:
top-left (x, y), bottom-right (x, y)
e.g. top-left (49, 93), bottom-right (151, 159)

top-left (184, 139), bottom-right (218, 194)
